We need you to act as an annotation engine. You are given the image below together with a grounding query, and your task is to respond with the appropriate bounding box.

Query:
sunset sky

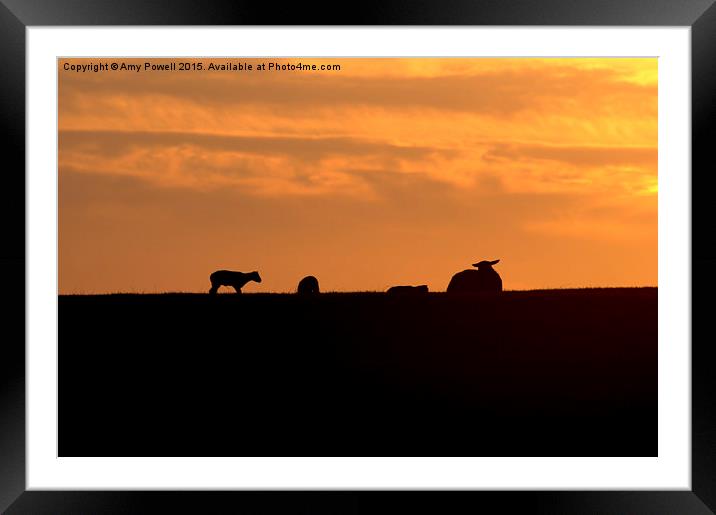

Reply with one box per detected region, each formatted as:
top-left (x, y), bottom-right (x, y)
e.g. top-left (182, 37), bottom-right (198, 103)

top-left (58, 58), bottom-right (657, 293)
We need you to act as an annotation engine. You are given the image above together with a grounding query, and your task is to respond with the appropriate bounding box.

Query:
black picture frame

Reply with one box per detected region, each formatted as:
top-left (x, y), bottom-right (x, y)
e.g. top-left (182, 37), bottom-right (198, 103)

top-left (2, 1), bottom-right (715, 513)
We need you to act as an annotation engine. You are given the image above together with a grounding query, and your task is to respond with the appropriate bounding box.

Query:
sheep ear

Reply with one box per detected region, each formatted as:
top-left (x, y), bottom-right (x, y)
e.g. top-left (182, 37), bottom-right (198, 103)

top-left (490, 259), bottom-right (500, 265)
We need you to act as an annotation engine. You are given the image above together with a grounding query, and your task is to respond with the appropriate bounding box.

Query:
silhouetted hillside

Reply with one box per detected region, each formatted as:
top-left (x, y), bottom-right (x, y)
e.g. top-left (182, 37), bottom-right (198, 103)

top-left (59, 288), bottom-right (657, 457)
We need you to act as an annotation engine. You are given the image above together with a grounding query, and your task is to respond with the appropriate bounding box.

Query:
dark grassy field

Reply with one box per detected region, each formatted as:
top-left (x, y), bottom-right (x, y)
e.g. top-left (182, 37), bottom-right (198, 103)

top-left (59, 288), bottom-right (657, 457)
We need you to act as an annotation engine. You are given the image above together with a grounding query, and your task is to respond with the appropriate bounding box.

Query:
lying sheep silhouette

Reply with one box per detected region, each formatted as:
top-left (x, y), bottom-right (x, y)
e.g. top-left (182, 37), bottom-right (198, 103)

top-left (209, 270), bottom-right (262, 294)
top-left (387, 285), bottom-right (429, 294)
top-left (297, 275), bottom-right (320, 294)
top-left (446, 259), bottom-right (502, 293)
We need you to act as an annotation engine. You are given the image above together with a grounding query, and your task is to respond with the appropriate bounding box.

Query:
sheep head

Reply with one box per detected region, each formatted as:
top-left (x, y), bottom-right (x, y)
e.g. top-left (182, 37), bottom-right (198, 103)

top-left (472, 259), bottom-right (500, 269)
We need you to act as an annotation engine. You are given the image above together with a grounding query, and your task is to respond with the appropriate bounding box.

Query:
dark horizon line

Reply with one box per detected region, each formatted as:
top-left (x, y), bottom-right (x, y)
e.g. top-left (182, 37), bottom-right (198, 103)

top-left (58, 285), bottom-right (658, 296)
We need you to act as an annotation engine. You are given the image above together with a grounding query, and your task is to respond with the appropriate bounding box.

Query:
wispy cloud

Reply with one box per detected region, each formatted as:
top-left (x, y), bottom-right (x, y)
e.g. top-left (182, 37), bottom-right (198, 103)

top-left (59, 129), bottom-right (455, 161)
top-left (60, 60), bottom-right (656, 119)
top-left (483, 142), bottom-right (656, 168)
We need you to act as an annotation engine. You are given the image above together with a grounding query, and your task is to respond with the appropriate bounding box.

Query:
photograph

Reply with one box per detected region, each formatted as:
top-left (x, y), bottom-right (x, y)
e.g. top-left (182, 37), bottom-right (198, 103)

top-left (58, 56), bottom-right (658, 457)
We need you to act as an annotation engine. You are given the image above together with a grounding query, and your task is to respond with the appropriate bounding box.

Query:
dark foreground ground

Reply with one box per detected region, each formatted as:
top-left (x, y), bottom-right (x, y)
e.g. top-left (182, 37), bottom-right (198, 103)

top-left (59, 288), bottom-right (657, 457)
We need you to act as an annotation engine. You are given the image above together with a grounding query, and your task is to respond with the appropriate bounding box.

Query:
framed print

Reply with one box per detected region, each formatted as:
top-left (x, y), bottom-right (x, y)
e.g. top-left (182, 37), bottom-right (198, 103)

top-left (2, 1), bottom-right (716, 513)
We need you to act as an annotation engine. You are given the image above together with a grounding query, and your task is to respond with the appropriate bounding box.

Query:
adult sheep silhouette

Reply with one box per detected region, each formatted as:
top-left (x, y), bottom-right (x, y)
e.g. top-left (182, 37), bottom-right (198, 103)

top-left (446, 259), bottom-right (502, 293)
top-left (209, 270), bottom-right (261, 294)
top-left (297, 275), bottom-right (320, 294)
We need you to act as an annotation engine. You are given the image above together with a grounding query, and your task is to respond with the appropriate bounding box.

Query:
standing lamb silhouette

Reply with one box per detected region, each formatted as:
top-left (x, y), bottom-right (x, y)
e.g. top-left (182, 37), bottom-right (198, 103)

top-left (447, 259), bottom-right (502, 293)
top-left (209, 270), bottom-right (262, 294)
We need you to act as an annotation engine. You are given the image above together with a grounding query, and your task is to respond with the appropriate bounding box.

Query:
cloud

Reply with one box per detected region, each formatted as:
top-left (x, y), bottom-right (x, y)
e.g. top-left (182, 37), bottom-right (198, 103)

top-left (59, 129), bottom-right (657, 199)
top-left (59, 129), bottom-right (465, 197)
top-left (59, 60), bottom-right (656, 119)
top-left (59, 129), bottom-right (454, 161)
top-left (483, 142), bottom-right (657, 168)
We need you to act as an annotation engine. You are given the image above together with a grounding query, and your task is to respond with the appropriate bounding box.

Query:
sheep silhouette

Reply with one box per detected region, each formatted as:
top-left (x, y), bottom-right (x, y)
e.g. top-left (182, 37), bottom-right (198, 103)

top-left (387, 285), bottom-right (429, 294)
top-left (209, 270), bottom-right (262, 294)
top-left (446, 259), bottom-right (502, 293)
top-left (297, 275), bottom-right (320, 294)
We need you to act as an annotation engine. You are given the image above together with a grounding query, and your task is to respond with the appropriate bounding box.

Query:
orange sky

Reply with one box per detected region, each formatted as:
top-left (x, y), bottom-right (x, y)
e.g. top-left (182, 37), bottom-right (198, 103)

top-left (58, 58), bottom-right (657, 293)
